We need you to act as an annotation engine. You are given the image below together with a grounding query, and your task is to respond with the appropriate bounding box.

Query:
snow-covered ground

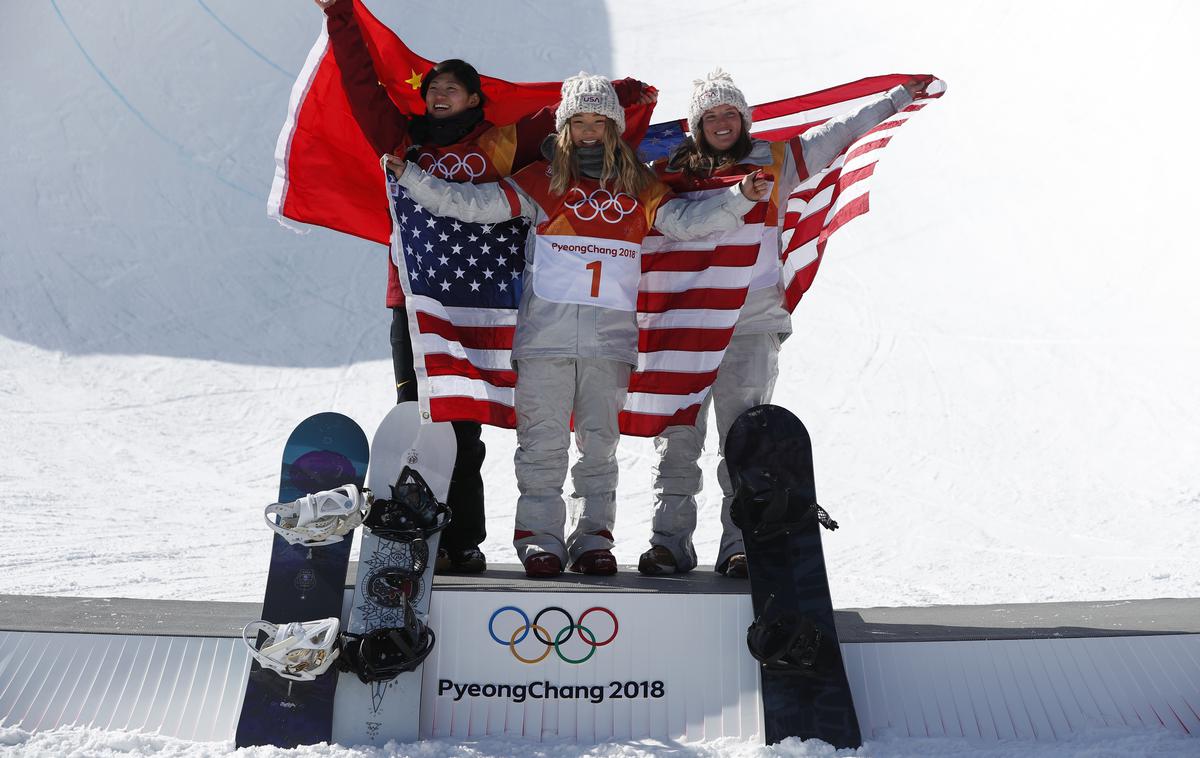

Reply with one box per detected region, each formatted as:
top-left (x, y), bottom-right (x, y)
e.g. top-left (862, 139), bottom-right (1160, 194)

top-left (2, 0), bottom-right (1199, 755)
top-left (3, 724), bottom-right (1199, 758)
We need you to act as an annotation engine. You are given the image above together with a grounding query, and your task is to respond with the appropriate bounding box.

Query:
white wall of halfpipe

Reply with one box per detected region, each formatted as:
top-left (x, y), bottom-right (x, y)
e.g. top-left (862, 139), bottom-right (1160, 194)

top-left (1, 592), bottom-right (1197, 745)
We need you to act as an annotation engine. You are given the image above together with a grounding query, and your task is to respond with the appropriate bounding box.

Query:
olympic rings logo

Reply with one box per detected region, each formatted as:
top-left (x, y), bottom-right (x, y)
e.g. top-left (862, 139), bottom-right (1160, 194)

top-left (488, 606), bottom-right (618, 665)
top-left (417, 151), bottom-right (488, 181)
top-left (564, 188), bottom-right (637, 224)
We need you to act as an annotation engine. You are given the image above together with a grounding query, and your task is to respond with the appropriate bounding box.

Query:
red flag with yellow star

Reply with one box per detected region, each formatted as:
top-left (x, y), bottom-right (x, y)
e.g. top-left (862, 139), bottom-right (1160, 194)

top-left (269, 0), bottom-right (627, 246)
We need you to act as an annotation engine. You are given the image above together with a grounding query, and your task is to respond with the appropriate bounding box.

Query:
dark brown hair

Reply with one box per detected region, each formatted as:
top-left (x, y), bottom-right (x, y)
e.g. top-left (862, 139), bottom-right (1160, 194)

top-left (675, 123), bottom-right (753, 178)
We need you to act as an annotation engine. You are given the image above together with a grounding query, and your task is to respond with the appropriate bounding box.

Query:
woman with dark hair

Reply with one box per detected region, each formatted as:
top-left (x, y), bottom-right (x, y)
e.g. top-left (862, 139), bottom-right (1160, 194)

top-left (639, 69), bottom-right (932, 579)
top-left (314, 0), bottom-right (651, 574)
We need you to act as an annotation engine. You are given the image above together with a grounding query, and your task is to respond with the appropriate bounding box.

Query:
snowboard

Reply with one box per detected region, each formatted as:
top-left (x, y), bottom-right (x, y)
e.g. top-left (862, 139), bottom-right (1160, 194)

top-left (725, 404), bottom-right (862, 749)
top-left (331, 401), bottom-right (456, 746)
top-left (235, 412), bottom-right (369, 749)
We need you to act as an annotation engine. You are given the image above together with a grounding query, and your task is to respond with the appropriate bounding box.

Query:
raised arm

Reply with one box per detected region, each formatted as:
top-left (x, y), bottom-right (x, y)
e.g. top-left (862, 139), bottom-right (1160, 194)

top-left (612, 77), bottom-right (658, 145)
top-left (390, 158), bottom-right (532, 224)
top-left (792, 85), bottom-right (916, 178)
top-left (320, 0), bottom-right (411, 156)
top-left (509, 106), bottom-right (557, 171)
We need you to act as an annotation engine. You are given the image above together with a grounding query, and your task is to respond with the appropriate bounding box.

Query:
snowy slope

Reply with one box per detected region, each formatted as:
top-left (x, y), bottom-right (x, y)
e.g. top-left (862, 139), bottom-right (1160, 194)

top-left (2, 0), bottom-right (1199, 616)
top-left (2, 723), bottom-right (1199, 758)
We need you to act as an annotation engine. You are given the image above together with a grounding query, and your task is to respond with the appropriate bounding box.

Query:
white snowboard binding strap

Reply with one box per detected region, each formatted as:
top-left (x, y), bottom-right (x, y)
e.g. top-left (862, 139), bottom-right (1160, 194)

top-left (264, 484), bottom-right (369, 546)
top-left (242, 617), bottom-right (341, 681)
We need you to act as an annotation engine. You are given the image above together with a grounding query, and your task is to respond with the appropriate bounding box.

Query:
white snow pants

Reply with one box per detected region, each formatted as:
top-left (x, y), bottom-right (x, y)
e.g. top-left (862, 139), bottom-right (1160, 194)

top-left (513, 357), bottom-right (631, 565)
top-left (649, 332), bottom-right (780, 571)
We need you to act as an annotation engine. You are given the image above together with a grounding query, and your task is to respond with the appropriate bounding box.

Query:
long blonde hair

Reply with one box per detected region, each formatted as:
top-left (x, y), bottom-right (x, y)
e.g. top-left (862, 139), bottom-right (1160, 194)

top-left (549, 118), bottom-right (655, 197)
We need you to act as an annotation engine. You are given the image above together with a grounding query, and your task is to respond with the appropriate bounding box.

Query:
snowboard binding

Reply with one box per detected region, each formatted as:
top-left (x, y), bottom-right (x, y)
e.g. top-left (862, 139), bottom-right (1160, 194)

top-left (362, 466), bottom-right (452, 543)
top-left (264, 484), bottom-right (369, 547)
top-left (731, 473), bottom-right (839, 542)
top-left (746, 594), bottom-right (826, 675)
top-left (242, 617), bottom-right (342, 681)
top-left (336, 599), bottom-right (436, 683)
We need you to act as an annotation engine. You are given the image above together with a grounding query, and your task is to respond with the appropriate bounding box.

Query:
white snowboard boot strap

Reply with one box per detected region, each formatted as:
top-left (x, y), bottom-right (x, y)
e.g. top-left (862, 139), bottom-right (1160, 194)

top-left (242, 617), bottom-right (341, 681)
top-left (264, 484), bottom-right (369, 546)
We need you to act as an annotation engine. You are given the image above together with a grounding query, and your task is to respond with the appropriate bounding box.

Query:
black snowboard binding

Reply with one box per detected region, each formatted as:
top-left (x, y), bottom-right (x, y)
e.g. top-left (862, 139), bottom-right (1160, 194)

top-left (731, 473), bottom-right (839, 542)
top-left (363, 466), bottom-right (452, 543)
top-left (336, 599), bottom-right (435, 683)
top-left (746, 594), bottom-right (826, 676)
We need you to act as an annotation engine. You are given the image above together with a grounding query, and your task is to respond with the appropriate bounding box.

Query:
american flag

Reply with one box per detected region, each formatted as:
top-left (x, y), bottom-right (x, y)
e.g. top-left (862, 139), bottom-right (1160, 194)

top-left (388, 175), bottom-right (528, 428)
top-left (619, 75), bottom-right (944, 434)
top-left (625, 189), bottom-right (765, 434)
top-left (387, 174), bottom-right (767, 436)
top-left (639, 74), bottom-right (945, 312)
top-left (393, 75), bottom-right (943, 436)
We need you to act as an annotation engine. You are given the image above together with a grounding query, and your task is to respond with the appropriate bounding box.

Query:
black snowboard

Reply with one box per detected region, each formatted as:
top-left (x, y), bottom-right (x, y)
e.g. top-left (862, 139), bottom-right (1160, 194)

top-left (725, 404), bottom-right (861, 748)
top-left (235, 412), bottom-right (369, 748)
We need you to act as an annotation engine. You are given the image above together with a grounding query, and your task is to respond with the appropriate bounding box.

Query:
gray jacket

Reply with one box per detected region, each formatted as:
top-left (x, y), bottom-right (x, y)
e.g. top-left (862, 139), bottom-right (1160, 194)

top-left (396, 164), bottom-right (755, 366)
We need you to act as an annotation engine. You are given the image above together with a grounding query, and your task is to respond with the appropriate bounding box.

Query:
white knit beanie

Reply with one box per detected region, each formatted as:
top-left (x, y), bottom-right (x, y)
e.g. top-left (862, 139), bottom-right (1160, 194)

top-left (688, 68), bottom-right (752, 141)
top-left (555, 72), bottom-right (625, 134)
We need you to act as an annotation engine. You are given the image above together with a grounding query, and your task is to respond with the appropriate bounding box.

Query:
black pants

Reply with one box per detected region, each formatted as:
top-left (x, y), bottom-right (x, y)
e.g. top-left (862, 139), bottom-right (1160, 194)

top-left (391, 308), bottom-right (486, 551)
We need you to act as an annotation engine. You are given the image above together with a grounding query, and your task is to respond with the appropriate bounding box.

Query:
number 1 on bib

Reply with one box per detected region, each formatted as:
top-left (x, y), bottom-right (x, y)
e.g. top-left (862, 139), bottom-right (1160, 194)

top-left (586, 260), bottom-right (602, 298)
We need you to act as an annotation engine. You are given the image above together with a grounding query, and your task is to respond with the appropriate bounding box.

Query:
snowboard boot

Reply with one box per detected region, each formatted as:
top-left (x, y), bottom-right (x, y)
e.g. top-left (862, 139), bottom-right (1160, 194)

top-left (717, 553), bottom-right (749, 578)
top-left (571, 549), bottom-right (618, 576)
top-left (637, 545), bottom-right (680, 576)
top-left (435, 546), bottom-right (487, 574)
top-left (523, 552), bottom-right (564, 578)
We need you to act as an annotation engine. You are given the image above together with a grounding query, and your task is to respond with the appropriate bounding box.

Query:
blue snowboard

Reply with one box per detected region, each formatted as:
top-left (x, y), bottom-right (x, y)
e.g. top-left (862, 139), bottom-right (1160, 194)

top-left (235, 412), bottom-right (369, 749)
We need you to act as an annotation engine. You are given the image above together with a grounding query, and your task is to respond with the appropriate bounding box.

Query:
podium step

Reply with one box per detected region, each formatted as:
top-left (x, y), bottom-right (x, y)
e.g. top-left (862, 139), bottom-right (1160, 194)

top-left (2, 591), bottom-right (1197, 745)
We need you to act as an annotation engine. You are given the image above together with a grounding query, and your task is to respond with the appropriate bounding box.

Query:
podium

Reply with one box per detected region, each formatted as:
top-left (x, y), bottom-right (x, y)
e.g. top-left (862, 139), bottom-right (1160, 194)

top-left (417, 567), bottom-right (762, 742)
top-left (2, 586), bottom-right (1199, 745)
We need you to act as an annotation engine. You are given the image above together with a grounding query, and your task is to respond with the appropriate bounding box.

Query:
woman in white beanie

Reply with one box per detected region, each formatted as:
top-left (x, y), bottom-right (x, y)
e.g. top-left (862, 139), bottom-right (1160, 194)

top-left (640, 69), bottom-right (933, 579)
top-left (388, 72), bottom-right (770, 577)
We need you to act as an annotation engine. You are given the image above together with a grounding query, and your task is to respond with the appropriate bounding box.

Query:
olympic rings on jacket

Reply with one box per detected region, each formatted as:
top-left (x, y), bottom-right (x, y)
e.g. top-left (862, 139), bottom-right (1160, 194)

top-left (564, 187), bottom-right (637, 224)
top-left (417, 151), bottom-right (489, 181)
top-left (488, 605), bottom-right (619, 664)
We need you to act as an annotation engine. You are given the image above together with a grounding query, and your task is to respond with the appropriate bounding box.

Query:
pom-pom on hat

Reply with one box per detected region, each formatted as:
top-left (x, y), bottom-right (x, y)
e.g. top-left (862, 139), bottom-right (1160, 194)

top-left (688, 68), bottom-right (752, 141)
top-left (555, 72), bottom-right (625, 134)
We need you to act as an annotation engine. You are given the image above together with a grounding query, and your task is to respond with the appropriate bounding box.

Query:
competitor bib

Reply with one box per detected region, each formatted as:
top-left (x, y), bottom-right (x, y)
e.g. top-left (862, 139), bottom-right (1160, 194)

top-left (531, 235), bottom-right (641, 311)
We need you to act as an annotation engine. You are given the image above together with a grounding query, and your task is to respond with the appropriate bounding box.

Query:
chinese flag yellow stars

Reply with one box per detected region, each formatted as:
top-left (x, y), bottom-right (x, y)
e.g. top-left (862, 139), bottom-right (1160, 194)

top-left (405, 69), bottom-right (423, 90)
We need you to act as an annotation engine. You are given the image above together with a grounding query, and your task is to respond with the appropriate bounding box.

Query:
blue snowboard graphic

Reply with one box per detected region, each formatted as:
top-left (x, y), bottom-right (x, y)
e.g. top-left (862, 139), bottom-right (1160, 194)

top-left (235, 412), bottom-right (368, 749)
